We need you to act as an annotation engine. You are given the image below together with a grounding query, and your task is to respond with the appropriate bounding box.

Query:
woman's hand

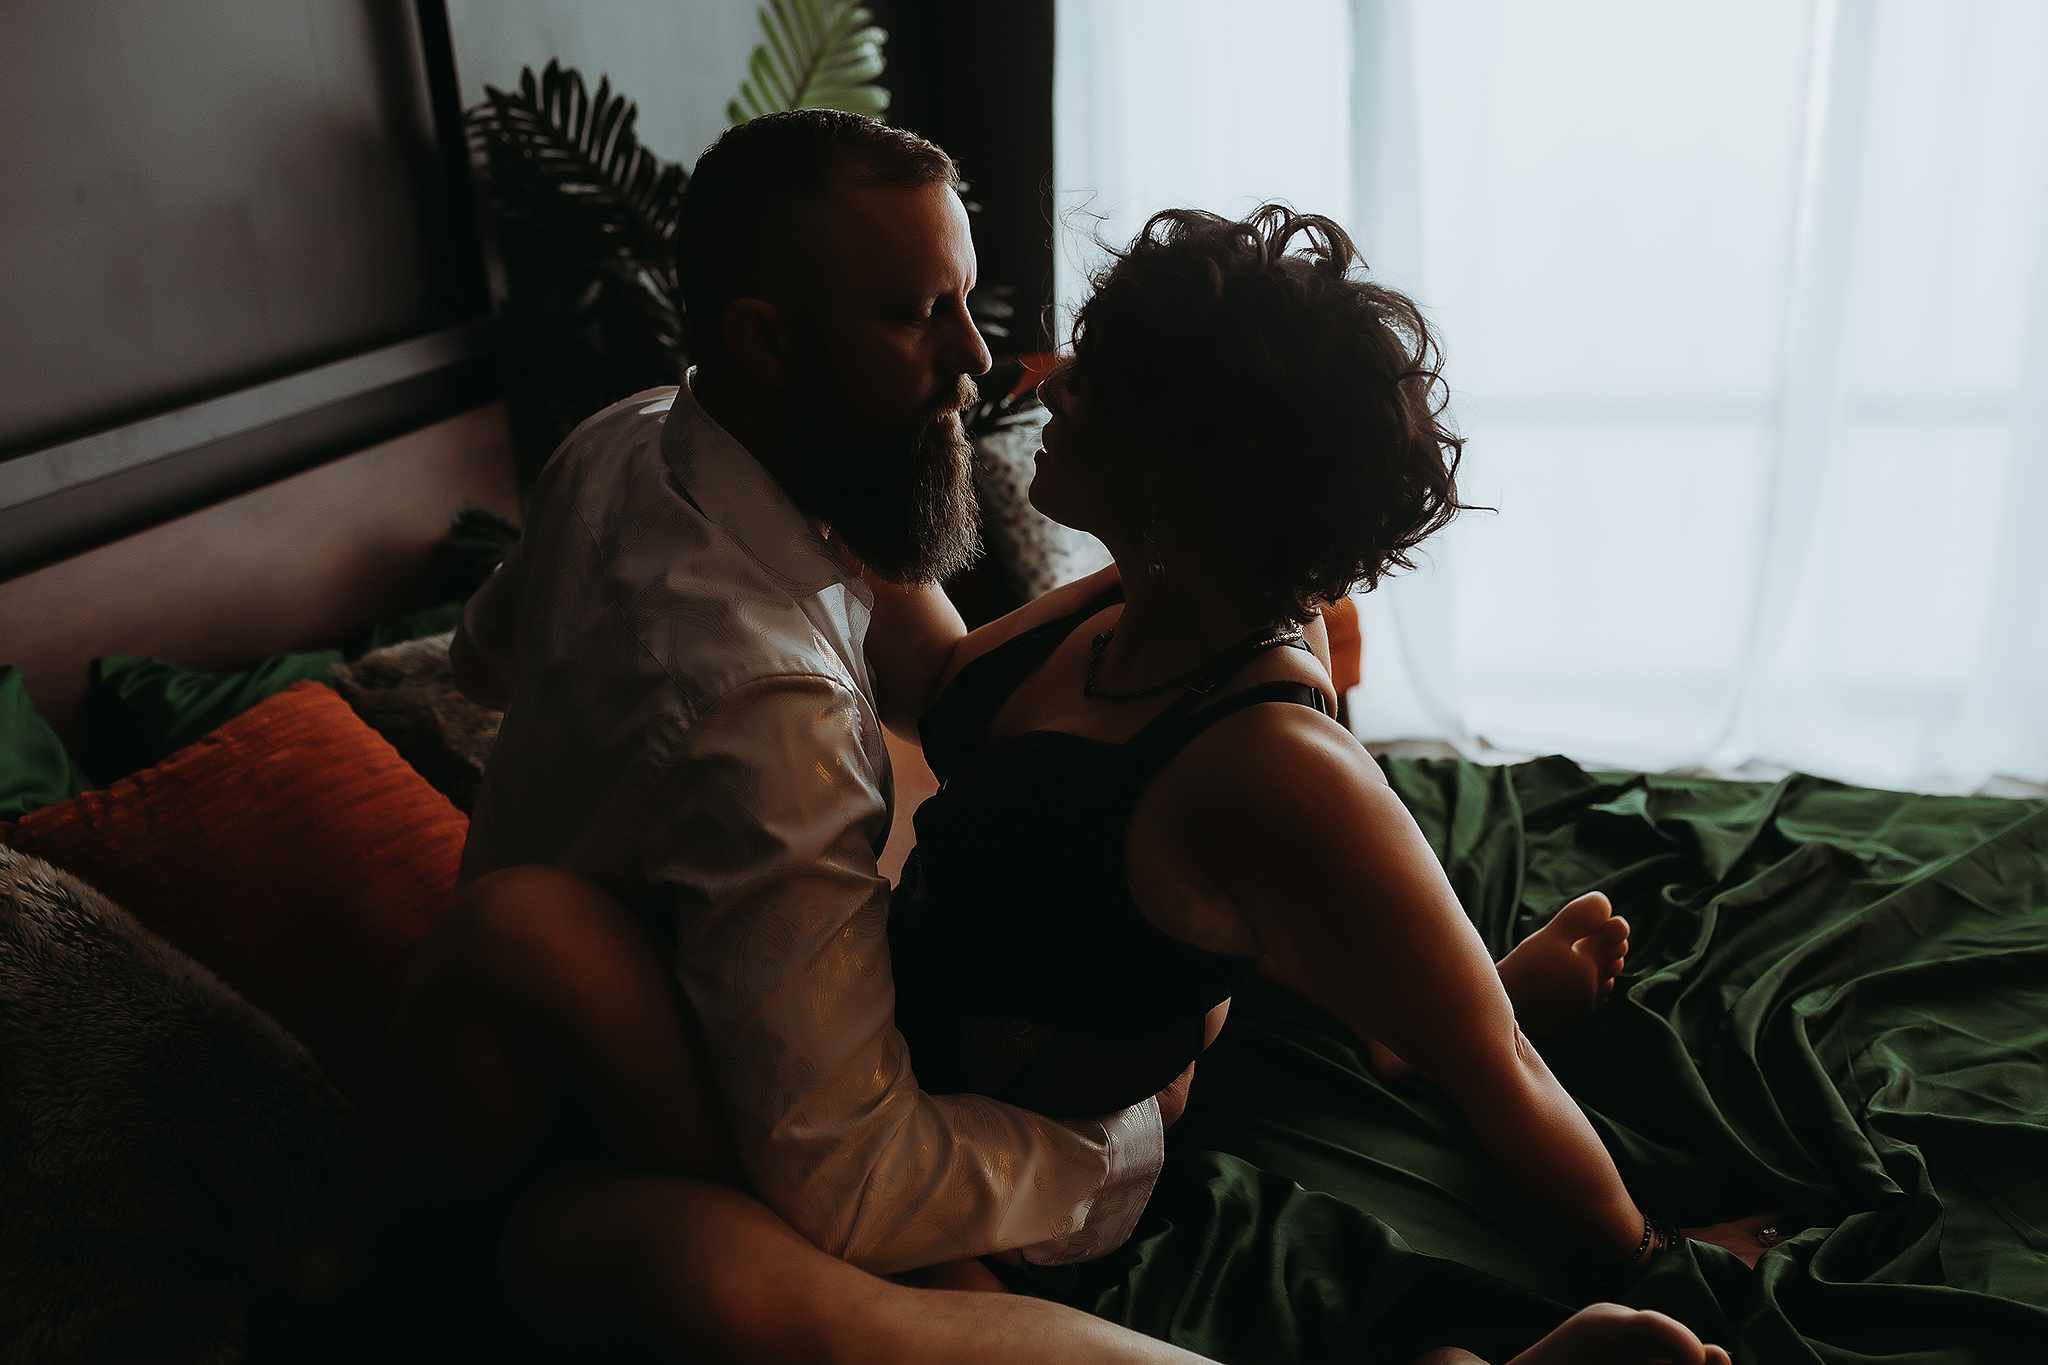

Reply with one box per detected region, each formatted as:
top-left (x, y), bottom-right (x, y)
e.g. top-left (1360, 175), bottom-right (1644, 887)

top-left (1680, 1210), bottom-right (1787, 1269)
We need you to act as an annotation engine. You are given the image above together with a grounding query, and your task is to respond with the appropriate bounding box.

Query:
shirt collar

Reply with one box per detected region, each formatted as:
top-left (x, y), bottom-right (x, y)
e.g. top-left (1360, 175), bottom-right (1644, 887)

top-left (657, 371), bottom-right (869, 604)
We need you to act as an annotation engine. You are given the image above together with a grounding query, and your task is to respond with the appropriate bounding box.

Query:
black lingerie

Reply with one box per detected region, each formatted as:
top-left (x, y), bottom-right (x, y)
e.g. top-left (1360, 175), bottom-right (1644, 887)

top-left (888, 584), bottom-right (1331, 1116)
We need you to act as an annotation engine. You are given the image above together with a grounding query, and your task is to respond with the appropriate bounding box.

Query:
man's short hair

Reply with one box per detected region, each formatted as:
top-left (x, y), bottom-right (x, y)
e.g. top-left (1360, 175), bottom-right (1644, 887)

top-left (678, 111), bottom-right (961, 361)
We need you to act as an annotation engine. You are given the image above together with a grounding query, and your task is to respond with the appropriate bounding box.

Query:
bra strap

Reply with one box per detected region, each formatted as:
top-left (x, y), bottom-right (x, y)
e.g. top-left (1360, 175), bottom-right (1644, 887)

top-left (1140, 636), bottom-right (1317, 734)
top-left (1128, 678), bottom-right (1331, 764)
top-left (919, 581), bottom-right (1129, 772)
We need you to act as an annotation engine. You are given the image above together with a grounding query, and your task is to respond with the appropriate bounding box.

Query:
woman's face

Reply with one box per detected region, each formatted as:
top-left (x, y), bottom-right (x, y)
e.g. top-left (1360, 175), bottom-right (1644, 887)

top-left (1028, 364), bottom-right (1151, 551)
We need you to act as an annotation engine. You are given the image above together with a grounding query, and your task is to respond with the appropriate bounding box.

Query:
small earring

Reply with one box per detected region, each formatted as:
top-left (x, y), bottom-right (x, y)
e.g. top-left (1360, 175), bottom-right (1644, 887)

top-left (1143, 518), bottom-right (1166, 579)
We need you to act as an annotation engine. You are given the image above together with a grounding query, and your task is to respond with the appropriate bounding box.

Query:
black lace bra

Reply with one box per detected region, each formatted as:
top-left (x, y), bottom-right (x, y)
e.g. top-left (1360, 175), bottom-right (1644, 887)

top-left (888, 584), bottom-right (1330, 1116)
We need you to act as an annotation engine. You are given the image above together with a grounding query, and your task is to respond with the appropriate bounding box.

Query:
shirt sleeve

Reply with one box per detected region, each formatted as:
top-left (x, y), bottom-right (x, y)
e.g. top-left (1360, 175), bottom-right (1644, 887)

top-left (641, 672), bottom-right (1164, 1275)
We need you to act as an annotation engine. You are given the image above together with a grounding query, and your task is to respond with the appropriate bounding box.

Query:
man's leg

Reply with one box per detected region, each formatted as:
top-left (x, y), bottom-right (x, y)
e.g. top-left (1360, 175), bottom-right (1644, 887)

top-left (501, 1164), bottom-right (1210, 1365)
top-left (316, 867), bottom-right (1203, 1363)
top-left (302, 865), bottom-right (742, 1290)
top-left (503, 1171), bottom-right (1732, 1365)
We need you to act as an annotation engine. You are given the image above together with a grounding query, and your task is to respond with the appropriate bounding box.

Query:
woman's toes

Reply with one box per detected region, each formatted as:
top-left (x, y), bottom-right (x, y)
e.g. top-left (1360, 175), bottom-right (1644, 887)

top-left (1586, 918), bottom-right (1628, 972)
top-left (1575, 922), bottom-right (1626, 965)
top-left (1587, 917), bottom-right (1628, 954)
top-left (1551, 891), bottom-right (1614, 938)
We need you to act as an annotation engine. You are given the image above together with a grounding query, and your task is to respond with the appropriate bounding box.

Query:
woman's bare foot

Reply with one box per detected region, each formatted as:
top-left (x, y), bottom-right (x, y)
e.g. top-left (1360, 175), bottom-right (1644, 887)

top-left (1508, 1303), bottom-right (1730, 1365)
top-left (1494, 892), bottom-right (1628, 1037)
top-left (1410, 1302), bottom-right (1730, 1365)
top-left (1363, 892), bottom-right (1627, 1079)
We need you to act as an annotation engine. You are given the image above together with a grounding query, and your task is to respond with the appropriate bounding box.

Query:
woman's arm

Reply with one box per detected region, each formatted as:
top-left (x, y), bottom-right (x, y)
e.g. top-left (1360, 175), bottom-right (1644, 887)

top-left (1165, 709), bottom-right (1647, 1264)
top-left (859, 577), bottom-right (969, 740)
top-left (843, 533), bottom-right (1122, 742)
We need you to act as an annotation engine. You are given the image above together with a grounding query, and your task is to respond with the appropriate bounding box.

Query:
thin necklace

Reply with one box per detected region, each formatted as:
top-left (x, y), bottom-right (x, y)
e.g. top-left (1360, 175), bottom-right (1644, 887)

top-left (1084, 622), bottom-right (1305, 702)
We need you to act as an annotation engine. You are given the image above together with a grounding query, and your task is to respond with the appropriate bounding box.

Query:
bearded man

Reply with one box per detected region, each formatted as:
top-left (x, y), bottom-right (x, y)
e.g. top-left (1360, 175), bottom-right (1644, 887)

top-left (301, 112), bottom-right (1211, 1364)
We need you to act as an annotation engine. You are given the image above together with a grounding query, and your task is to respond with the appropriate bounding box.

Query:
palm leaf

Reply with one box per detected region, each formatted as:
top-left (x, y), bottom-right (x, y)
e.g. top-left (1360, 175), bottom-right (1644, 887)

top-left (469, 60), bottom-right (688, 276)
top-left (465, 61), bottom-right (692, 479)
top-left (727, 0), bottom-right (890, 124)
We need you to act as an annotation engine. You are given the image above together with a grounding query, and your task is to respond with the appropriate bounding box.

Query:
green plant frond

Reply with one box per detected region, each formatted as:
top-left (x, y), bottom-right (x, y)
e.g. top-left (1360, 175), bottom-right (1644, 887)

top-left (760, 2), bottom-right (802, 101)
top-left (468, 60), bottom-right (687, 273)
top-left (751, 45), bottom-right (791, 111)
top-left (727, 0), bottom-right (890, 124)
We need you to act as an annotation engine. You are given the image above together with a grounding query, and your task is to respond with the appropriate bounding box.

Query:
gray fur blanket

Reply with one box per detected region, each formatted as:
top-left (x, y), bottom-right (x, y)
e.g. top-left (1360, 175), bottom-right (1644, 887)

top-left (0, 849), bottom-right (362, 1364)
top-left (329, 630), bottom-right (500, 814)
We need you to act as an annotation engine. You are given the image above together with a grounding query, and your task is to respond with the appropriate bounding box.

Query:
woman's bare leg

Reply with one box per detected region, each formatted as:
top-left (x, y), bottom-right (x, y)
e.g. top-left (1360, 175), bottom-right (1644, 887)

top-left (501, 1163), bottom-right (1209, 1365)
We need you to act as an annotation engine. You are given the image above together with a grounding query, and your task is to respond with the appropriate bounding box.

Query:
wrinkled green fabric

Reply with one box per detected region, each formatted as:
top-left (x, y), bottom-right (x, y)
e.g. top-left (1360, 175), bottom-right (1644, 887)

top-left (87, 650), bottom-right (347, 781)
top-left (0, 665), bottom-right (90, 818)
top-left (85, 600), bottom-right (470, 783)
top-left (1052, 756), bottom-right (2047, 1363)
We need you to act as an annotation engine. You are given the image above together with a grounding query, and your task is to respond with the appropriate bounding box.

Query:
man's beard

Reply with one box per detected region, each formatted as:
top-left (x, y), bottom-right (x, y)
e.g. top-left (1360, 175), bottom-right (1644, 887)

top-left (783, 371), bottom-right (982, 584)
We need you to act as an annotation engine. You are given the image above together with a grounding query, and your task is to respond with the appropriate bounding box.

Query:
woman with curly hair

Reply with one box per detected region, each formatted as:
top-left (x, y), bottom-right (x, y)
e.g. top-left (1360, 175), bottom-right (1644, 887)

top-left (859, 204), bottom-right (1776, 1352)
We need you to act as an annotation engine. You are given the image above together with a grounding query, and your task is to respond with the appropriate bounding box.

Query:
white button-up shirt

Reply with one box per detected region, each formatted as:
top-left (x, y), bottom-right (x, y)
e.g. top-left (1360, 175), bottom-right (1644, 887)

top-left (458, 378), bottom-right (1163, 1275)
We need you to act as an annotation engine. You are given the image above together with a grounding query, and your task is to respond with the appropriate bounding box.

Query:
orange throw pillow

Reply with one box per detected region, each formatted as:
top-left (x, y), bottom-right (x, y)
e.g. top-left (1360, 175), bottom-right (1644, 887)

top-left (1321, 596), bottom-right (1361, 699)
top-left (4, 681), bottom-right (466, 1104)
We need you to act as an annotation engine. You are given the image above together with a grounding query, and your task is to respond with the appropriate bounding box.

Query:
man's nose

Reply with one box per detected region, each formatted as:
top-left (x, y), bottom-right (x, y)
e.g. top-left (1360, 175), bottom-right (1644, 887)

top-left (965, 322), bottom-right (993, 378)
top-left (945, 296), bottom-right (993, 378)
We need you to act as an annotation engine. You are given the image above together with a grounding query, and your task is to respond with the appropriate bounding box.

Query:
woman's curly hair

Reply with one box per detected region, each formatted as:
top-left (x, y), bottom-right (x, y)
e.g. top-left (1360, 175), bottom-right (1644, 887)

top-left (1068, 204), bottom-right (1472, 623)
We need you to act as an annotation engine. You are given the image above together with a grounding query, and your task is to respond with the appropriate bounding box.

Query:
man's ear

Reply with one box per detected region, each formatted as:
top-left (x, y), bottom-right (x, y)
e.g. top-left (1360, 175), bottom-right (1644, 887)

top-left (722, 297), bottom-right (798, 389)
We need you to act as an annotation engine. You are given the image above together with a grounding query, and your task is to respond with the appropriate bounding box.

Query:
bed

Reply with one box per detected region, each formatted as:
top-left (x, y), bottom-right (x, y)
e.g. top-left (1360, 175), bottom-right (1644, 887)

top-left (1055, 757), bottom-right (2047, 1361)
top-left (1, 400), bottom-right (2041, 1363)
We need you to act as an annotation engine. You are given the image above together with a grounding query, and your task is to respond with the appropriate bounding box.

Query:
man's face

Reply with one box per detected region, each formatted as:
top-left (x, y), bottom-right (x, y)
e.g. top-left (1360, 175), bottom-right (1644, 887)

top-left (781, 178), bottom-right (992, 583)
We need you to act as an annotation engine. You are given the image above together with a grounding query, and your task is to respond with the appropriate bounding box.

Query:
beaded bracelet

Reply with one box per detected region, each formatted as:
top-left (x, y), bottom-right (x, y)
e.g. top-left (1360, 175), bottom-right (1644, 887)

top-left (1601, 1217), bottom-right (1680, 1280)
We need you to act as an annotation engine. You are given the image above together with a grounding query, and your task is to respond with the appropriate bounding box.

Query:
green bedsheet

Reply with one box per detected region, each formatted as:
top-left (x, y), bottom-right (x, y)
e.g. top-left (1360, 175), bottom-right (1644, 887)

top-left (1050, 756), bottom-right (2048, 1363)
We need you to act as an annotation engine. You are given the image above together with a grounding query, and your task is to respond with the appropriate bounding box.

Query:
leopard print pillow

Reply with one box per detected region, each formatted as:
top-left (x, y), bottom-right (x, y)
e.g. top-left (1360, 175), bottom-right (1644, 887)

top-left (972, 405), bottom-right (1114, 603)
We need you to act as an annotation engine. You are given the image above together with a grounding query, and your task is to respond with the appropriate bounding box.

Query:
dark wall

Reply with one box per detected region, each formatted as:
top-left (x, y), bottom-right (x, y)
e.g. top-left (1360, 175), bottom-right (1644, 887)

top-left (0, 0), bottom-right (485, 458)
top-left (874, 0), bottom-right (1057, 354)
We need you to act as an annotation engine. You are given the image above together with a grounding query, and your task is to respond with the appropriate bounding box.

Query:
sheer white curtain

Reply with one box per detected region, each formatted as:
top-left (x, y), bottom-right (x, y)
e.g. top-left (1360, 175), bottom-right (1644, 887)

top-left (1054, 0), bottom-right (2048, 793)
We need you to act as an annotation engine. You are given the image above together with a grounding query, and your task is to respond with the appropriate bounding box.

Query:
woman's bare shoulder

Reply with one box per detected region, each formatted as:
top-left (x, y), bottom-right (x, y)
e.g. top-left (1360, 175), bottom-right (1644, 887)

top-left (937, 563), bottom-right (1122, 690)
top-left (1152, 700), bottom-right (1389, 846)
top-left (1129, 701), bottom-right (1391, 948)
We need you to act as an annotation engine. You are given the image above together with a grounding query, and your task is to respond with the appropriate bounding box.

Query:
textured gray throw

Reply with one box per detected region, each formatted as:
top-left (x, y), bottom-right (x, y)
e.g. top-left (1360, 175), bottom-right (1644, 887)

top-left (329, 630), bottom-right (501, 814)
top-left (0, 849), bottom-right (362, 1364)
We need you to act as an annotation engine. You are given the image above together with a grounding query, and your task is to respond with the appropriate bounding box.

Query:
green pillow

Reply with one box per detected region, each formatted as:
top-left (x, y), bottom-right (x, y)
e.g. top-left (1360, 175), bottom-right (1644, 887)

top-left (87, 600), bottom-right (471, 783)
top-left (89, 650), bottom-right (346, 781)
top-left (0, 666), bottom-right (91, 819)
